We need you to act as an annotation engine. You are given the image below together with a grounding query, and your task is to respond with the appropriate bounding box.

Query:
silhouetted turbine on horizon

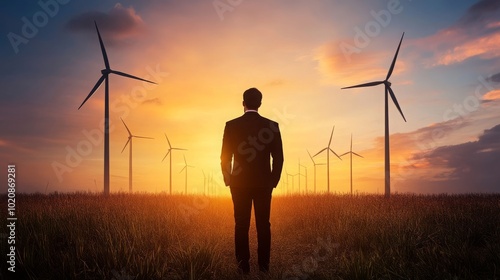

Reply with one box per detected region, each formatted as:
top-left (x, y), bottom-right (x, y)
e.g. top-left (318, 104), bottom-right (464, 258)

top-left (339, 134), bottom-right (364, 196)
top-left (162, 134), bottom-right (187, 195)
top-left (180, 155), bottom-right (194, 195)
top-left (313, 126), bottom-right (342, 193)
top-left (299, 159), bottom-right (308, 194)
top-left (78, 21), bottom-right (157, 195)
top-left (307, 150), bottom-right (325, 193)
top-left (341, 32), bottom-right (406, 198)
top-left (120, 118), bottom-right (153, 193)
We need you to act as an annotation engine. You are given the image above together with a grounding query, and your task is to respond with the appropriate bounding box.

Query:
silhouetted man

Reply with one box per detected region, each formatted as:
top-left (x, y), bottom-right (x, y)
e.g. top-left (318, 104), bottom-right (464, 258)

top-left (221, 88), bottom-right (284, 275)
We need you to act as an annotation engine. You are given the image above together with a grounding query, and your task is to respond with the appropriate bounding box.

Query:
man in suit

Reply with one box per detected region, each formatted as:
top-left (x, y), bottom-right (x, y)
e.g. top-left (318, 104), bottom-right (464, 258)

top-left (221, 88), bottom-right (284, 275)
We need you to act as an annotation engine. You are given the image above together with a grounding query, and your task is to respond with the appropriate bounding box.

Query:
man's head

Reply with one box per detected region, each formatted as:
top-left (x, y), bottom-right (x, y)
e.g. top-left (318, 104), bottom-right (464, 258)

top-left (243, 88), bottom-right (262, 110)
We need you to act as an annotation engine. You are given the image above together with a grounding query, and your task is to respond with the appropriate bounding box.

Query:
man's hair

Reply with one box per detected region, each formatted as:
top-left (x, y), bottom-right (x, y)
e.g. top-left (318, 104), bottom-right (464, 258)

top-left (243, 88), bottom-right (262, 110)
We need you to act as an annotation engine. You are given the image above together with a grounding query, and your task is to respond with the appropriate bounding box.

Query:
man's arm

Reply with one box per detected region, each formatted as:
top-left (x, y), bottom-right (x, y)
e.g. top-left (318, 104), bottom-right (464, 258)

top-left (220, 123), bottom-right (232, 186)
top-left (270, 123), bottom-right (284, 188)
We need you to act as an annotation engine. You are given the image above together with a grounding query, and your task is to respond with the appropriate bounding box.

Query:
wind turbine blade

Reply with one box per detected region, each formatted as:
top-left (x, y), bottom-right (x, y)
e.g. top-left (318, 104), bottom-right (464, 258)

top-left (164, 134), bottom-right (172, 149)
top-left (183, 155), bottom-right (187, 165)
top-left (172, 148), bottom-right (187, 151)
top-left (352, 152), bottom-right (364, 158)
top-left (313, 147), bottom-right (328, 157)
top-left (121, 138), bottom-right (131, 153)
top-left (328, 126), bottom-right (335, 147)
top-left (78, 75), bottom-right (105, 109)
top-left (120, 118), bottom-right (132, 136)
top-left (339, 152), bottom-right (350, 157)
top-left (94, 21), bottom-right (110, 70)
top-left (387, 86), bottom-right (407, 122)
top-left (133, 136), bottom-right (154, 139)
top-left (307, 150), bottom-right (315, 163)
top-left (110, 70), bottom-right (157, 84)
top-left (386, 32), bottom-right (405, 80)
top-left (341, 81), bottom-right (384, 89)
top-left (179, 166), bottom-right (186, 173)
top-left (329, 148), bottom-right (342, 160)
top-left (161, 150), bottom-right (170, 162)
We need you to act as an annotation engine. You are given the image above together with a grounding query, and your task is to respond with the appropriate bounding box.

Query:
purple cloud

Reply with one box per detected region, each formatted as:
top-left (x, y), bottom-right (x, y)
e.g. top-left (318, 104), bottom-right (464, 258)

top-left (66, 3), bottom-right (144, 44)
top-left (404, 124), bottom-right (500, 193)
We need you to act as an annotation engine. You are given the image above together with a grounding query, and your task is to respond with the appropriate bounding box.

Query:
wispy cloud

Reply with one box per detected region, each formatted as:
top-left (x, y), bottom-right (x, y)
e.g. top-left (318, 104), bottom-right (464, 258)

top-left (142, 98), bottom-right (162, 106)
top-left (66, 3), bottom-right (145, 44)
top-left (483, 90), bottom-right (500, 101)
top-left (314, 41), bottom-right (407, 86)
top-left (414, 0), bottom-right (500, 67)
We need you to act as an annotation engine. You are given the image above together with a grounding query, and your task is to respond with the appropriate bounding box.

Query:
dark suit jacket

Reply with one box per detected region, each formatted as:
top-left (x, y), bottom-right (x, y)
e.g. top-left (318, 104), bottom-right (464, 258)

top-left (221, 112), bottom-right (284, 189)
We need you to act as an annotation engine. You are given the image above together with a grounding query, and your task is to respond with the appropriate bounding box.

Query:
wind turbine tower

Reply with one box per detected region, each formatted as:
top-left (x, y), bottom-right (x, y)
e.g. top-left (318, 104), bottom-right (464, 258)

top-left (180, 155), bottom-right (194, 194)
top-left (341, 33), bottom-right (406, 198)
top-left (339, 134), bottom-right (364, 195)
top-left (162, 134), bottom-right (187, 195)
top-left (78, 21), bottom-right (156, 195)
top-left (120, 118), bottom-right (153, 193)
top-left (313, 126), bottom-right (342, 193)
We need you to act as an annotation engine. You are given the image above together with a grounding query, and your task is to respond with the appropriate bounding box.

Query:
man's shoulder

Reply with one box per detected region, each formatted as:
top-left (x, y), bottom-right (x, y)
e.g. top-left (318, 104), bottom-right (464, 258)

top-left (226, 113), bottom-right (278, 126)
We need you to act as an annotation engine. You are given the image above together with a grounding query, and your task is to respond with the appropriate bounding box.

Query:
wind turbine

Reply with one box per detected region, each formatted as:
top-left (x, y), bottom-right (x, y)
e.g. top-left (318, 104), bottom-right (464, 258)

top-left (307, 150), bottom-right (325, 193)
top-left (78, 21), bottom-right (157, 195)
top-left (299, 159), bottom-right (308, 194)
top-left (313, 126), bottom-right (342, 193)
top-left (286, 170), bottom-right (293, 194)
top-left (180, 155), bottom-right (194, 195)
top-left (162, 134), bottom-right (187, 195)
top-left (339, 134), bottom-right (364, 196)
top-left (341, 33), bottom-right (406, 198)
top-left (120, 118), bottom-right (153, 193)
top-left (202, 170), bottom-right (207, 196)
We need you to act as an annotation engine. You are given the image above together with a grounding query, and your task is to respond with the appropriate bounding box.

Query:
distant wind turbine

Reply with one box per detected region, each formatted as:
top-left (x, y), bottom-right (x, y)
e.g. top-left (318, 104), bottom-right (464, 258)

top-left (313, 126), bottom-right (342, 193)
top-left (162, 134), bottom-right (186, 195)
top-left (180, 155), bottom-right (194, 195)
top-left (120, 118), bottom-right (153, 193)
top-left (307, 150), bottom-right (325, 193)
top-left (286, 170), bottom-right (293, 194)
top-left (339, 134), bottom-right (364, 196)
top-left (78, 21), bottom-right (157, 195)
top-left (202, 170), bottom-right (207, 196)
top-left (299, 160), bottom-right (308, 194)
top-left (341, 33), bottom-right (406, 198)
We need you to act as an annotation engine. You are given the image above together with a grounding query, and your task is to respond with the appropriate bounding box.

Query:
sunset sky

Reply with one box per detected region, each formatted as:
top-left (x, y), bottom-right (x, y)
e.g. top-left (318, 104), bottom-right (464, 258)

top-left (1, 0), bottom-right (499, 195)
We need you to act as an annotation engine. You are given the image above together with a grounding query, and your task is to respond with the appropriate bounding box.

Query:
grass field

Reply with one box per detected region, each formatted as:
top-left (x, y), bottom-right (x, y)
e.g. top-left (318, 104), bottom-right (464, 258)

top-left (1, 193), bottom-right (499, 280)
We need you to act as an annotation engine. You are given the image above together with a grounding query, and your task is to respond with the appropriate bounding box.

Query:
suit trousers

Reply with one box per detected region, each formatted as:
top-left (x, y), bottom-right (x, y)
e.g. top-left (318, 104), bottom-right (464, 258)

top-left (230, 186), bottom-right (273, 268)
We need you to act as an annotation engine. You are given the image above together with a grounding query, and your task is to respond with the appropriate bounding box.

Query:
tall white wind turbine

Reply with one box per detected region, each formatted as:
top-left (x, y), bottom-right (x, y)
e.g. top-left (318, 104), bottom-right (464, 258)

top-left (307, 150), bottom-right (325, 193)
top-left (341, 33), bottom-right (406, 198)
top-left (78, 21), bottom-right (156, 195)
top-left (120, 118), bottom-right (153, 193)
top-left (339, 134), bottom-right (364, 196)
top-left (162, 134), bottom-right (186, 194)
top-left (180, 155), bottom-right (194, 195)
top-left (313, 126), bottom-right (342, 193)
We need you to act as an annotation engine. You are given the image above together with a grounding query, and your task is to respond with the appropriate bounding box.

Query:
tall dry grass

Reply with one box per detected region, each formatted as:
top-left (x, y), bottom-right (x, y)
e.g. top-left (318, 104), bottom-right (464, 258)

top-left (1, 193), bottom-right (499, 279)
